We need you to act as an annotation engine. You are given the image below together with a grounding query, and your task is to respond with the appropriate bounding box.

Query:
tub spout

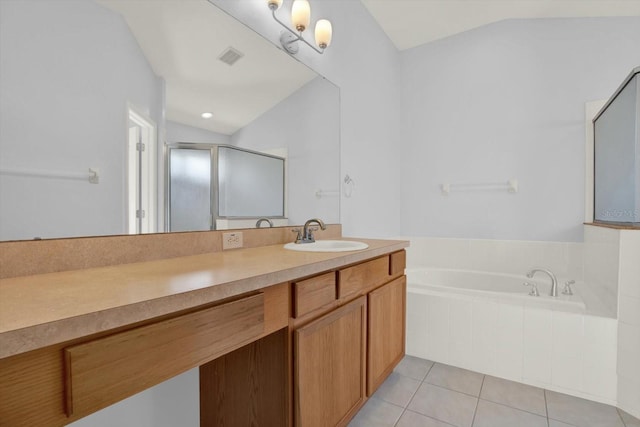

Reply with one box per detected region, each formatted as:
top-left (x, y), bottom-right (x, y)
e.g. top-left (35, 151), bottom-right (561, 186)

top-left (526, 268), bottom-right (558, 297)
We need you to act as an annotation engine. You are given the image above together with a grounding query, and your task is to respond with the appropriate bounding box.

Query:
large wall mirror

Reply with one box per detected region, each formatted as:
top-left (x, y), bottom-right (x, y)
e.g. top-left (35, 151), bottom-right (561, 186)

top-left (0, 0), bottom-right (340, 241)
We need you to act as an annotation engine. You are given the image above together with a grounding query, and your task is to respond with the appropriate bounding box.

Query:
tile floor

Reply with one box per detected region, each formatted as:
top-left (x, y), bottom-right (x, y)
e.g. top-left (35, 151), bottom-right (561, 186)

top-left (349, 356), bottom-right (640, 427)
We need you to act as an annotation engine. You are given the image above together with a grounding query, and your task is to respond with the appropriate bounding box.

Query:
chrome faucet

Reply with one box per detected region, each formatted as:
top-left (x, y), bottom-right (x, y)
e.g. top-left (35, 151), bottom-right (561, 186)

top-left (297, 218), bottom-right (326, 243)
top-left (526, 268), bottom-right (558, 297)
top-left (255, 217), bottom-right (274, 228)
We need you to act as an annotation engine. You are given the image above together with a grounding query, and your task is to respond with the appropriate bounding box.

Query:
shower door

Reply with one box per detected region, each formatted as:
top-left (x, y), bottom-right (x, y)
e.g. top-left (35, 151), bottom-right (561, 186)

top-left (167, 146), bottom-right (214, 232)
top-left (167, 144), bottom-right (286, 232)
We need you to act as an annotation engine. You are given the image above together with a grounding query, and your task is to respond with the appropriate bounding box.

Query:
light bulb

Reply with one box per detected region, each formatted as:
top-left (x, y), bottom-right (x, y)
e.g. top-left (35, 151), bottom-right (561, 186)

top-left (267, 0), bottom-right (282, 10)
top-left (315, 19), bottom-right (332, 49)
top-left (291, 0), bottom-right (310, 32)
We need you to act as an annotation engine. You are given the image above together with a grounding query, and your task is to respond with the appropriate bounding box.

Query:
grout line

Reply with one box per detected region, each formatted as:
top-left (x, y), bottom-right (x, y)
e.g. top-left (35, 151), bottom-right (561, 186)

top-left (478, 373), bottom-right (487, 397)
top-left (392, 358), bottom-right (436, 427)
top-left (423, 360), bottom-right (436, 381)
top-left (470, 375), bottom-right (485, 427)
top-left (477, 398), bottom-right (549, 421)
top-left (616, 407), bottom-right (628, 427)
top-left (423, 379), bottom-right (484, 399)
top-left (392, 408), bottom-right (407, 427)
top-left (544, 388), bottom-right (550, 426)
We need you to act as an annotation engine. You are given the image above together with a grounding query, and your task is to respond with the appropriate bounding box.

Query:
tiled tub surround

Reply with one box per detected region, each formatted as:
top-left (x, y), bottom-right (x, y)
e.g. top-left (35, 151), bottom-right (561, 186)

top-left (617, 229), bottom-right (640, 421)
top-left (406, 286), bottom-right (618, 404)
top-left (402, 229), bottom-right (640, 418)
top-left (407, 268), bottom-right (586, 313)
top-left (349, 356), bottom-right (640, 427)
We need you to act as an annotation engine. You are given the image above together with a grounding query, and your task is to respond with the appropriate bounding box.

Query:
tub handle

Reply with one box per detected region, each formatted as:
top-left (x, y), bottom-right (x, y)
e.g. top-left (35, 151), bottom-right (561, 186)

top-left (523, 282), bottom-right (539, 297)
top-left (562, 280), bottom-right (575, 296)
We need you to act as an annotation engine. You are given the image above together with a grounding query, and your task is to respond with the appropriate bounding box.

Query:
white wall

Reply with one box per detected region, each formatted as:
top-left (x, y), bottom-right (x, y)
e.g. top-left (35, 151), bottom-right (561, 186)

top-left (68, 368), bottom-right (199, 427)
top-left (400, 17), bottom-right (640, 242)
top-left (232, 77), bottom-right (340, 225)
top-left (166, 121), bottom-right (231, 145)
top-left (210, 0), bottom-right (403, 238)
top-left (0, 0), bottom-right (164, 240)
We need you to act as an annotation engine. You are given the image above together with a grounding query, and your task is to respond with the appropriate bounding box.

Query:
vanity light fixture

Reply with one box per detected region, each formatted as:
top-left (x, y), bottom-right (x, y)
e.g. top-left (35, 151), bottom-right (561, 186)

top-left (267, 0), bottom-right (332, 55)
top-left (201, 112), bottom-right (213, 119)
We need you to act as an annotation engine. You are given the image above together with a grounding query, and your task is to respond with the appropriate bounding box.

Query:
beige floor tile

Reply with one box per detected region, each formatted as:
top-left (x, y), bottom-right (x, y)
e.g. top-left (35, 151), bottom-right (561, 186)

top-left (373, 372), bottom-right (422, 407)
top-left (396, 410), bottom-right (456, 427)
top-left (425, 363), bottom-right (484, 397)
top-left (546, 390), bottom-right (624, 427)
top-left (480, 375), bottom-right (546, 416)
top-left (408, 383), bottom-right (477, 427)
top-left (348, 397), bottom-right (403, 427)
top-left (473, 400), bottom-right (547, 427)
top-left (394, 355), bottom-right (435, 381)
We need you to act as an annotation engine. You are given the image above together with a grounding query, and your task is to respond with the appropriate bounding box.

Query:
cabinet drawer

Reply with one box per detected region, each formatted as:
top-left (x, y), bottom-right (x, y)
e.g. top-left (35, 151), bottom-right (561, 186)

top-left (389, 250), bottom-right (406, 278)
top-left (293, 272), bottom-right (336, 318)
top-left (338, 256), bottom-right (390, 299)
top-left (64, 293), bottom-right (264, 418)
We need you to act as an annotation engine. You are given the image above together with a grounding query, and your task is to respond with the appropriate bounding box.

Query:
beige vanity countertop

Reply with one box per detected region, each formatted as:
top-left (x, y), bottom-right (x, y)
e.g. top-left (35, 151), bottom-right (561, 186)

top-left (0, 238), bottom-right (408, 359)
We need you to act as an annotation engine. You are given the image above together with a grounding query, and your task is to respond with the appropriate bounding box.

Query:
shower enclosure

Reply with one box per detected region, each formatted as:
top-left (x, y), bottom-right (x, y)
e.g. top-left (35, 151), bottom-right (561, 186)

top-left (166, 144), bottom-right (285, 232)
top-left (593, 66), bottom-right (640, 226)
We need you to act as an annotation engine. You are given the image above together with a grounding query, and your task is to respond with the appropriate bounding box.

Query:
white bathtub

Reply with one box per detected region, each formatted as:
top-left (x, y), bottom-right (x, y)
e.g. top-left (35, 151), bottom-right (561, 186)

top-left (407, 267), bottom-right (586, 313)
top-left (405, 267), bottom-right (618, 405)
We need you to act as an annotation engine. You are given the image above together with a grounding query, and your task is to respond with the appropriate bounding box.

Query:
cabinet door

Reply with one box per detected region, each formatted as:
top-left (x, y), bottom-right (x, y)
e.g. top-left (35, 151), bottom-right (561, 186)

top-left (367, 276), bottom-right (406, 395)
top-left (294, 297), bottom-right (366, 427)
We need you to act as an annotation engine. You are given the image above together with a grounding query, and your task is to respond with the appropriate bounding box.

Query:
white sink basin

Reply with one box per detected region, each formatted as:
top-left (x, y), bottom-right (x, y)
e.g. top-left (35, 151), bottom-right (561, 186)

top-left (284, 240), bottom-right (369, 252)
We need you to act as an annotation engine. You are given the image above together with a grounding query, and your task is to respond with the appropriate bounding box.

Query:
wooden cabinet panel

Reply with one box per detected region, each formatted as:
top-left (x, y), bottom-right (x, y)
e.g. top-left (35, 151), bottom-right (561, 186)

top-left (294, 297), bottom-right (367, 427)
top-left (389, 250), bottom-right (406, 278)
top-left (64, 293), bottom-right (265, 418)
top-left (367, 276), bottom-right (406, 395)
top-left (293, 272), bottom-right (336, 318)
top-left (338, 256), bottom-right (389, 299)
top-left (200, 328), bottom-right (288, 427)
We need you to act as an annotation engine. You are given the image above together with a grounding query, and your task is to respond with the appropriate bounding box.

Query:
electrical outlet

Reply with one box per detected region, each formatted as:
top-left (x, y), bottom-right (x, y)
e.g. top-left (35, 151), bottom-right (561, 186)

top-left (222, 232), bottom-right (243, 250)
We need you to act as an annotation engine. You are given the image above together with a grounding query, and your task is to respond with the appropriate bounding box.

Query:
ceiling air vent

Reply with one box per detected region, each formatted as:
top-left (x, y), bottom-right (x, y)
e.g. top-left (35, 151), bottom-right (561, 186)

top-left (218, 47), bottom-right (244, 66)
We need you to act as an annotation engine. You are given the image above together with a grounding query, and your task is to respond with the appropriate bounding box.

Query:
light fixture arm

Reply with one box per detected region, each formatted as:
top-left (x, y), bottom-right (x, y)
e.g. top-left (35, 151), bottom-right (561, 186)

top-left (271, 9), bottom-right (325, 54)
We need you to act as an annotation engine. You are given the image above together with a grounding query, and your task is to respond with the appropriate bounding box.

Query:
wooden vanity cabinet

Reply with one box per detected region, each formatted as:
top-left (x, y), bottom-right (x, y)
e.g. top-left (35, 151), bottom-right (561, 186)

top-left (294, 297), bottom-right (367, 427)
top-left (367, 276), bottom-right (406, 394)
top-left (293, 250), bottom-right (407, 426)
top-left (0, 284), bottom-right (289, 427)
top-left (0, 248), bottom-right (406, 427)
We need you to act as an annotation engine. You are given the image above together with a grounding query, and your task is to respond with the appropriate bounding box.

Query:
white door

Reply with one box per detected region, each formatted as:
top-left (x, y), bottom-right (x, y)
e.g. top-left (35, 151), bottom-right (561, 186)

top-left (127, 108), bottom-right (157, 234)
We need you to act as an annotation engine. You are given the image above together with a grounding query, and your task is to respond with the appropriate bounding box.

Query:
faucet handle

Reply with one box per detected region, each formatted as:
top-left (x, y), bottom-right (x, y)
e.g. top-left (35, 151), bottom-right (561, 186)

top-left (304, 227), bottom-right (319, 242)
top-left (291, 228), bottom-right (303, 243)
top-left (523, 282), bottom-right (539, 297)
top-left (562, 280), bottom-right (575, 295)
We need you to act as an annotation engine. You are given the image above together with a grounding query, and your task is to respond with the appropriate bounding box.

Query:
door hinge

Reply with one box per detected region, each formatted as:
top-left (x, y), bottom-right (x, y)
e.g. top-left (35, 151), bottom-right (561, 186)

top-left (136, 142), bottom-right (146, 152)
top-left (136, 209), bottom-right (146, 219)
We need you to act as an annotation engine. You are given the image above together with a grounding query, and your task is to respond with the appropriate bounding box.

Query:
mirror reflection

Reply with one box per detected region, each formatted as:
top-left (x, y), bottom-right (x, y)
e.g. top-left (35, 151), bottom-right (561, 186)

top-left (0, 0), bottom-right (340, 241)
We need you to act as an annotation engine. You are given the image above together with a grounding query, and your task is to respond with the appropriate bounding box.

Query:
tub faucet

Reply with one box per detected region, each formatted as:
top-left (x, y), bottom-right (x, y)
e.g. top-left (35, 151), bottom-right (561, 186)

top-left (255, 218), bottom-right (274, 228)
top-left (299, 218), bottom-right (326, 243)
top-left (526, 268), bottom-right (558, 297)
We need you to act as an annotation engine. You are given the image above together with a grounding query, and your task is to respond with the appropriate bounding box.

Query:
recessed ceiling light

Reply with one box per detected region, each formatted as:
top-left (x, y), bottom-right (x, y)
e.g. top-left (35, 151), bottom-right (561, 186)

top-left (201, 112), bottom-right (213, 119)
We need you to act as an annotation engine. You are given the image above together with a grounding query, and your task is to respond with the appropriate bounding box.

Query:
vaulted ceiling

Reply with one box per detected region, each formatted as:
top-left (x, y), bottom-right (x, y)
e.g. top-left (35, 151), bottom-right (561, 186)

top-left (360, 0), bottom-right (640, 50)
